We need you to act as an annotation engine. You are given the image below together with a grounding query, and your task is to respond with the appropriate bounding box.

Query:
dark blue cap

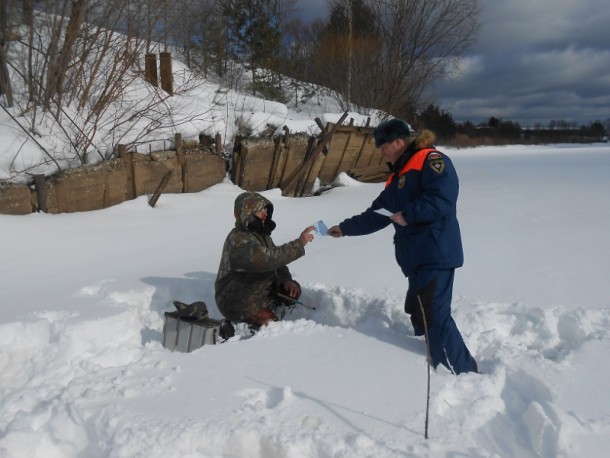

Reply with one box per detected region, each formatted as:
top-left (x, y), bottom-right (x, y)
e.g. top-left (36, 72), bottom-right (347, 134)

top-left (373, 119), bottom-right (411, 147)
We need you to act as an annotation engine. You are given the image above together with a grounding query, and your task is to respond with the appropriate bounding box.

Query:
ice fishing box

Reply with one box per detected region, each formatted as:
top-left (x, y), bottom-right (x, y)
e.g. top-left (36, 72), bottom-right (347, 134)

top-left (162, 311), bottom-right (222, 352)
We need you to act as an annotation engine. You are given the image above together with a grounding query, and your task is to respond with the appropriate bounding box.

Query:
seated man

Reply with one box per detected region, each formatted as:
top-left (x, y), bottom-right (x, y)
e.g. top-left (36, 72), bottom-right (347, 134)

top-left (215, 191), bottom-right (314, 329)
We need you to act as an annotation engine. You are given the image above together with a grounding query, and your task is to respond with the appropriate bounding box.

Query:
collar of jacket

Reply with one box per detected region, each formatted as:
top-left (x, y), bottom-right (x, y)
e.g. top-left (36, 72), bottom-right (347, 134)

top-left (385, 147), bottom-right (439, 188)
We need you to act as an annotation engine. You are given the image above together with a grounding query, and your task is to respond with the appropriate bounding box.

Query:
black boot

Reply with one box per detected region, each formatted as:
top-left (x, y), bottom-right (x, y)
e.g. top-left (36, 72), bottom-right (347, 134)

top-left (219, 319), bottom-right (235, 340)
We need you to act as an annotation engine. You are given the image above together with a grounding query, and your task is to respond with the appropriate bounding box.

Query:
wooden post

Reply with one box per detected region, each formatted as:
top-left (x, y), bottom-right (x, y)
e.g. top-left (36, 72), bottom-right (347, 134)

top-left (294, 151), bottom-right (322, 197)
top-left (314, 117), bottom-right (325, 135)
top-left (229, 137), bottom-right (242, 186)
top-left (296, 143), bottom-right (324, 197)
top-left (33, 174), bottom-right (47, 213)
top-left (118, 144), bottom-right (136, 199)
top-left (117, 144), bottom-right (128, 161)
top-left (145, 53), bottom-right (158, 87)
top-left (215, 133), bottom-right (229, 173)
top-left (148, 170), bottom-right (173, 208)
top-left (280, 112), bottom-right (349, 196)
top-left (175, 133), bottom-right (186, 192)
top-left (351, 134), bottom-right (366, 169)
top-left (215, 133), bottom-right (222, 155)
top-left (333, 129), bottom-right (352, 179)
top-left (267, 136), bottom-right (282, 190)
top-left (175, 133), bottom-right (183, 157)
top-left (267, 126), bottom-right (289, 189)
top-left (282, 125), bottom-right (290, 147)
top-left (159, 52), bottom-right (173, 95)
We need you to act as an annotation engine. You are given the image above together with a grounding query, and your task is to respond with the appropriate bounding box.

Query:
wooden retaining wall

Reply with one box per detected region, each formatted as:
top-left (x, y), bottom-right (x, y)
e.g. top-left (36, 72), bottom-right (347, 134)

top-left (231, 118), bottom-right (389, 198)
top-left (1, 119), bottom-right (390, 215)
top-left (0, 149), bottom-right (226, 215)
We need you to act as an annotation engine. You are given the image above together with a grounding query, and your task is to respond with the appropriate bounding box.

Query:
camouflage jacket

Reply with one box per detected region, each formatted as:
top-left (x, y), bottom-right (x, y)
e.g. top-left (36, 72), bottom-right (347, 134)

top-left (215, 192), bottom-right (305, 322)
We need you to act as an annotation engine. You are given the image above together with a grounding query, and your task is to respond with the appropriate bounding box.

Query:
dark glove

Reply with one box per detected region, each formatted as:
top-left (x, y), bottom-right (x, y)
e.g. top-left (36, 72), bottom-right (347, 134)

top-left (278, 280), bottom-right (301, 303)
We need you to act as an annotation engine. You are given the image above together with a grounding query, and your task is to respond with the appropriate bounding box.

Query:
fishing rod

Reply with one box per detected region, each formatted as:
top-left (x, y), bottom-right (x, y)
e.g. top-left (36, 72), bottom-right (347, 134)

top-left (276, 292), bottom-right (316, 311)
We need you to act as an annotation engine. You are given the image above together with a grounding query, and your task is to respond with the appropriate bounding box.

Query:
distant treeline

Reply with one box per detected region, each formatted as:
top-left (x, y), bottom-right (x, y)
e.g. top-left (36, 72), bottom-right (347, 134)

top-left (415, 105), bottom-right (609, 146)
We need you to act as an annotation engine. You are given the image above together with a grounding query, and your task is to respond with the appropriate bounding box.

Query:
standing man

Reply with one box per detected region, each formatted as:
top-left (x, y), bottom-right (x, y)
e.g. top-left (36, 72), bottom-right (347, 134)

top-left (328, 119), bottom-right (477, 374)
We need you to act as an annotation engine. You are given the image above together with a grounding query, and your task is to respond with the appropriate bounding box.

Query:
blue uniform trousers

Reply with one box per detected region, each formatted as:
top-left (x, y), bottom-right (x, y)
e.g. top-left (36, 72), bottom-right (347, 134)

top-left (406, 269), bottom-right (476, 374)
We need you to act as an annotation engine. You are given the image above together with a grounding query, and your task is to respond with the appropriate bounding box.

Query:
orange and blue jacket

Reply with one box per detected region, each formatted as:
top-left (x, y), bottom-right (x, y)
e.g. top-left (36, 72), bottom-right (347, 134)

top-left (339, 144), bottom-right (464, 277)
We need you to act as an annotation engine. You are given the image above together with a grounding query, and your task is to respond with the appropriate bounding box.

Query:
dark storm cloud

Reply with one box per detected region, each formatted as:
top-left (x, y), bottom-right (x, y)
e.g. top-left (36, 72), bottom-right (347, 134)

top-left (295, 0), bottom-right (610, 125)
top-left (428, 0), bottom-right (610, 125)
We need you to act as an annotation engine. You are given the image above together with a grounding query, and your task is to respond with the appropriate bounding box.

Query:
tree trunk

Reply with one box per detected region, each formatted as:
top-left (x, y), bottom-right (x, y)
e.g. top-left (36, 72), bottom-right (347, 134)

top-left (0, 0), bottom-right (14, 106)
top-left (44, 0), bottom-right (85, 109)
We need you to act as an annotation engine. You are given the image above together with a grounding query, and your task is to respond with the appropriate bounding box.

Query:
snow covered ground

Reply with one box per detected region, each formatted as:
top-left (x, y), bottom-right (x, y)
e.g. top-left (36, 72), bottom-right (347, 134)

top-left (2, 143), bottom-right (609, 458)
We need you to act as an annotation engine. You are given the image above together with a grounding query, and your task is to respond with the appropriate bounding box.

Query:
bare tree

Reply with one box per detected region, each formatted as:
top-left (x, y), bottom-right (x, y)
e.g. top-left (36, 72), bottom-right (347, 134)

top-left (2, 0), bottom-right (204, 175)
top-left (311, 0), bottom-right (480, 119)
top-left (42, 0), bottom-right (85, 109)
top-left (375, 0), bottom-right (480, 118)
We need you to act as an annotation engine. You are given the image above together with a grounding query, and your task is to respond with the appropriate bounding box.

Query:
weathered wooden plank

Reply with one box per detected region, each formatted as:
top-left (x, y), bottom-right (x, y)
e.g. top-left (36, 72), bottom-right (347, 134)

top-left (280, 112), bottom-right (349, 195)
top-left (0, 184), bottom-right (32, 215)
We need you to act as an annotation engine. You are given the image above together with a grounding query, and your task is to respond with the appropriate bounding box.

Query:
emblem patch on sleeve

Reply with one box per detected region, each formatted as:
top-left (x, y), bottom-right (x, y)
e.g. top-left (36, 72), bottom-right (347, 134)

top-left (398, 175), bottom-right (406, 189)
top-left (429, 159), bottom-right (445, 174)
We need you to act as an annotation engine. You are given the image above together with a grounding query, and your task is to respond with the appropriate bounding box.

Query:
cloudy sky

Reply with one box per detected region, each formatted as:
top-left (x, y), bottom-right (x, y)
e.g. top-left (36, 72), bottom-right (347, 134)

top-left (296, 0), bottom-right (610, 126)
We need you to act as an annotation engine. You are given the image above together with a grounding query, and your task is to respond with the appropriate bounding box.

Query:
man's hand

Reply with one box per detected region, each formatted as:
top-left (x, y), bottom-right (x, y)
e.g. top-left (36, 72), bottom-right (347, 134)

top-left (299, 226), bottom-right (315, 246)
top-left (281, 280), bottom-right (301, 298)
top-left (390, 212), bottom-right (407, 226)
top-left (327, 225), bottom-right (343, 238)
